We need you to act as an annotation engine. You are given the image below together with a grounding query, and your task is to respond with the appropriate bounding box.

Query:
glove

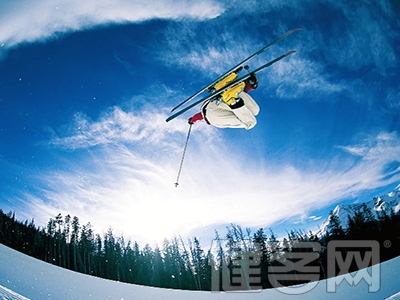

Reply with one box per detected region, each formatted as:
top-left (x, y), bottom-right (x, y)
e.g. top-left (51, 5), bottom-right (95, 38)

top-left (188, 112), bottom-right (204, 124)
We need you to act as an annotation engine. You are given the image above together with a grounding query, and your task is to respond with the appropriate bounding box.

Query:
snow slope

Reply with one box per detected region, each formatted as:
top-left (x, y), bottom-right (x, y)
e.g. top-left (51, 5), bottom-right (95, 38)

top-left (0, 244), bottom-right (399, 300)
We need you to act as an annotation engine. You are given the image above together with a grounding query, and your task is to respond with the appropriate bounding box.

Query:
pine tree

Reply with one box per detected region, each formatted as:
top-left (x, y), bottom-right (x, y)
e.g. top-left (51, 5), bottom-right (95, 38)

top-left (361, 203), bottom-right (379, 239)
top-left (103, 228), bottom-right (121, 280)
top-left (151, 246), bottom-right (165, 287)
top-left (327, 210), bottom-right (345, 240)
top-left (79, 222), bottom-right (95, 275)
top-left (253, 227), bottom-right (270, 288)
top-left (71, 216), bottom-right (80, 271)
top-left (178, 236), bottom-right (196, 290)
top-left (347, 208), bottom-right (366, 239)
top-left (63, 215), bottom-right (71, 269)
top-left (189, 237), bottom-right (209, 290)
top-left (94, 233), bottom-right (103, 277)
top-left (210, 230), bottom-right (225, 291)
top-left (141, 244), bottom-right (155, 286)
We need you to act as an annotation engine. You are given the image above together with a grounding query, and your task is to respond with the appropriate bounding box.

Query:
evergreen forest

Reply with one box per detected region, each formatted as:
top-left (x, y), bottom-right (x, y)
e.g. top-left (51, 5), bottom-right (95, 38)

top-left (0, 203), bottom-right (399, 291)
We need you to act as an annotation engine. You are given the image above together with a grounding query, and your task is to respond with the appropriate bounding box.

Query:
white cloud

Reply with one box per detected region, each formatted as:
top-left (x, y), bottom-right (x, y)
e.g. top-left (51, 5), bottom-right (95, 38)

top-left (339, 132), bottom-right (400, 163)
top-left (156, 21), bottom-right (347, 100)
top-left (21, 103), bottom-right (400, 246)
top-left (0, 0), bottom-right (224, 51)
top-left (385, 88), bottom-right (400, 111)
top-left (48, 85), bottom-right (219, 152)
top-left (4, 0), bottom-right (398, 244)
top-left (158, 22), bottom-right (259, 77)
top-left (308, 216), bottom-right (322, 221)
top-left (267, 56), bottom-right (344, 99)
top-left (153, 0), bottom-right (398, 81)
top-left (49, 107), bottom-right (188, 150)
top-left (321, 2), bottom-right (397, 73)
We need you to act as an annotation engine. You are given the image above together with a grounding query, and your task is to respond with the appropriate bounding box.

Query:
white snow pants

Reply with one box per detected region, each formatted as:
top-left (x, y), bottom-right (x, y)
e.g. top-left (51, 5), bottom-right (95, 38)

top-left (204, 91), bottom-right (260, 130)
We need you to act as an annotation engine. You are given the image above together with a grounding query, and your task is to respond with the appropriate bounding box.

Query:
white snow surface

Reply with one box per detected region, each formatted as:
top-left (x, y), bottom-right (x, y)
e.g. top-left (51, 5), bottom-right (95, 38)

top-left (0, 244), bottom-right (399, 300)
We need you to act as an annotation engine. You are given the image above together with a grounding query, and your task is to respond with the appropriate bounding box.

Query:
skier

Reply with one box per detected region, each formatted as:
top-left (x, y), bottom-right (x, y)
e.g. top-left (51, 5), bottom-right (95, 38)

top-left (188, 73), bottom-right (259, 130)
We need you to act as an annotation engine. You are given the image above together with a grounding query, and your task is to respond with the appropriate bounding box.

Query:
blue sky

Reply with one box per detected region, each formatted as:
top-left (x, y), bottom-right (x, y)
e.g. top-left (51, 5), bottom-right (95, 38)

top-left (0, 0), bottom-right (399, 246)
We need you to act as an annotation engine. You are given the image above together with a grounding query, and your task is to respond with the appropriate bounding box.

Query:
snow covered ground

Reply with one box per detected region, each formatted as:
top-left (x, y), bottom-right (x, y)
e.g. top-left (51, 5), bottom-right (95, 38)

top-left (0, 244), bottom-right (399, 300)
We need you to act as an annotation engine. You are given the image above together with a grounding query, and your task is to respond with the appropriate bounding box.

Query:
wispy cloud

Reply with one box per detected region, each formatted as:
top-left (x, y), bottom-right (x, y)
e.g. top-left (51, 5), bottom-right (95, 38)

top-left (0, 0), bottom-right (224, 53)
top-left (385, 88), bottom-right (400, 111)
top-left (49, 107), bottom-right (187, 150)
top-left (329, 3), bottom-right (398, 73)
top-left (156, 14), bottom-right (349, 100)
top-left (48, 86), bottom-right (218, 152)
top-left (22, 103), bottom-right (400, 245)
top-left (266, 56), bottom-right (344, 99)
top-left (5, 0), bottom-right (399, 246)
top-left (157, 22), bottom-right (259, 77)
top-left (339, 132), bottom-right (400, 164)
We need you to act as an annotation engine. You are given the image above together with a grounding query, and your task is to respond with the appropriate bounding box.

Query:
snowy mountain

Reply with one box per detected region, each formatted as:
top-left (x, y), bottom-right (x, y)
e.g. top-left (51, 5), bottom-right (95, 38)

top-left (318, 184), bottom-right (400, 236)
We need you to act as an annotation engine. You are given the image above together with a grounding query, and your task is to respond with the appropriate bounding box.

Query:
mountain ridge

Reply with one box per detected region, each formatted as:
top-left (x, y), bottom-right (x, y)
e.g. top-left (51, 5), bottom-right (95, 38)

top-left (318, 184), bottom-right (400, 236)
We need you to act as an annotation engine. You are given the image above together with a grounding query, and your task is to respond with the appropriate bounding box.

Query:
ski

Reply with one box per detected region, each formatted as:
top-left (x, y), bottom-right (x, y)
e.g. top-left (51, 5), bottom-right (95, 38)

top-left (166, 50), bottom-right (296, 122)
top-left (170, 28), bottom-right (302, 113)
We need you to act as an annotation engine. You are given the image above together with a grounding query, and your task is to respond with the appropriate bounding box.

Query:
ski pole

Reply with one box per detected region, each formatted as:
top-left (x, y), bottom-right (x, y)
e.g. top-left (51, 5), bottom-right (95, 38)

top-left (174, 123), bottom-right (193, 187)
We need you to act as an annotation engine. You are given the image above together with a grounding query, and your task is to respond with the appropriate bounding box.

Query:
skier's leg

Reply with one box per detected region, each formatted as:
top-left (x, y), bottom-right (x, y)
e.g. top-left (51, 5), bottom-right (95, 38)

top-left (238, 91), bottom-right (260, 116)
top-left (205, 102), bottom-right (247, 129)
top-left (230, 105), bottom-right (257, 130)
top-left (205, 101), bottom-right (257, 130)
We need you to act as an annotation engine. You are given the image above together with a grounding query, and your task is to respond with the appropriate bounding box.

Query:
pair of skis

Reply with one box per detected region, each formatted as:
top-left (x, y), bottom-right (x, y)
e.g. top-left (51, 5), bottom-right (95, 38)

top-left (166, 28), bottom-right (301, 123)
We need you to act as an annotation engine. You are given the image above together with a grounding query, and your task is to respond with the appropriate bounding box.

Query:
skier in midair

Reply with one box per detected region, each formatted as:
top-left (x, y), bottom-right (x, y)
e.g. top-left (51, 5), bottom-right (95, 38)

top-left (188, 73), bottom-right (259, 130)
top-left (169, 28), bottom-right (301, 186)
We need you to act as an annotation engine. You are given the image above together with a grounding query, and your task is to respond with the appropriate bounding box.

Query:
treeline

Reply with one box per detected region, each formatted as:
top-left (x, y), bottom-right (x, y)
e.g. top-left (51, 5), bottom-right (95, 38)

top-left (0, 203), bottom-right (399, 291)
top-left (0, 210), bottom-right (211, 290)
top-left (324, 203), bottom-right (400, 262)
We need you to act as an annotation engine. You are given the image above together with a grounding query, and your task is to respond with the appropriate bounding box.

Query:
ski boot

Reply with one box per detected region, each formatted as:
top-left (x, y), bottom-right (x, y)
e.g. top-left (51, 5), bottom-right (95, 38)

top-left (208, 66), bottom-right (244, 93)
top-left (220, 73), bottom-right (258, 108)
top-left (220, 82), bottom-right (246, 106)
